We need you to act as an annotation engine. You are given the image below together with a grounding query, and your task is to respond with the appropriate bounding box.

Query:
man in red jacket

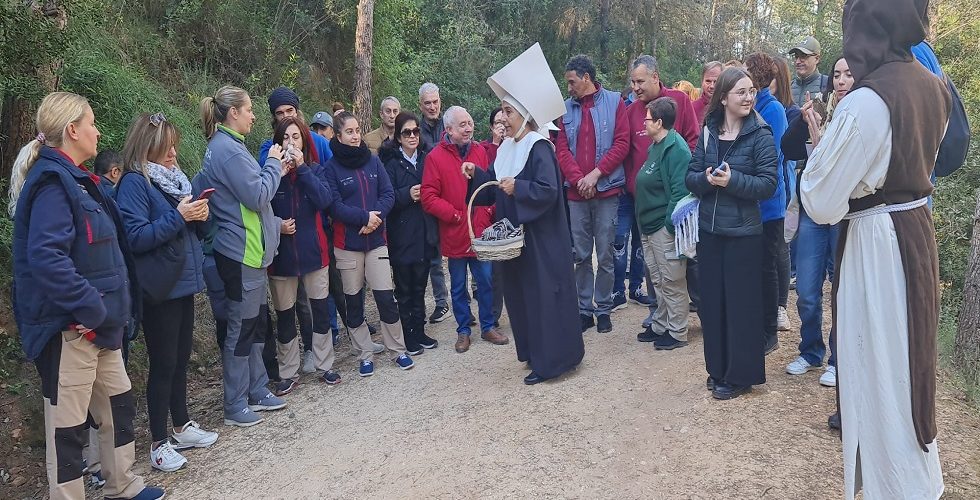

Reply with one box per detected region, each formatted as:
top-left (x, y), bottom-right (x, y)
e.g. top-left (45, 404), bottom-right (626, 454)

top-left (692, 61), bottom-right (723, 124)
top-left (421, 106), bottom-right (510, 353)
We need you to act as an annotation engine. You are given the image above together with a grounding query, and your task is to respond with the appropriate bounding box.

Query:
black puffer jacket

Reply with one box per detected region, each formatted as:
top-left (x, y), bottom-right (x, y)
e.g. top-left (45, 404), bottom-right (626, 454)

top-left (379, 142), bottom-right (440, 266)
top-left (685, 110), bottom-right (778, 237)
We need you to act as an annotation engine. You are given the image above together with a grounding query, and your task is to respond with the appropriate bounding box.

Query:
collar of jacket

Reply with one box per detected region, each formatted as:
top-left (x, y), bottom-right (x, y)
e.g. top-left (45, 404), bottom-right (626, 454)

top-left (794, 71), bottom-right (821, 87)
top-left (217, 124), bottom-right (245, 143)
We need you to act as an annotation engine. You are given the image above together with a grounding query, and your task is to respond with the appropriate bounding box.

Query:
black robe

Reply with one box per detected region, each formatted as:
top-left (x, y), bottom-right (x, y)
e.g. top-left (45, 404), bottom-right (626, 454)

top-left (470, 140), bottom-right (584, 379)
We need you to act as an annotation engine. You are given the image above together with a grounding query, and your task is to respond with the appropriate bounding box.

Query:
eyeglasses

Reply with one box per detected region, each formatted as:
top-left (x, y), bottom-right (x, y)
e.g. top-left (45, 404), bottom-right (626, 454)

top-left (728, 88), bottom-right (758, 100)
top-left (400, 127), bottom-right (421, 138)
top-left (149, 112), bottom-right (167, 127)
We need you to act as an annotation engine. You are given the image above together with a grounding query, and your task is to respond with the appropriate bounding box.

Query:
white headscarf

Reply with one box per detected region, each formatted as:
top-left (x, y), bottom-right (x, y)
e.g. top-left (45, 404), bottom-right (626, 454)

top-left (494, 94), bottom-right (551, 181)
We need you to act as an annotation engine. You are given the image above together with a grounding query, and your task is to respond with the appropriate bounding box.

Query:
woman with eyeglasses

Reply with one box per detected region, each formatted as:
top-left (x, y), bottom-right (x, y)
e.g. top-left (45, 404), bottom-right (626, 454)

top-left (685, 67), bottom-right (778, 400)
top-left (379, 112), bottom-right (440, 354)
top-left (115, 112), bottom-right (218, 472)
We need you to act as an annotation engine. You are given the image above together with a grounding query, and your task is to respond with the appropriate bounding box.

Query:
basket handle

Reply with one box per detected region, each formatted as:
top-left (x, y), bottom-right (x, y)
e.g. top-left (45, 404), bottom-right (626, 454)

top-left (467, 180), bottom-right (499, 240)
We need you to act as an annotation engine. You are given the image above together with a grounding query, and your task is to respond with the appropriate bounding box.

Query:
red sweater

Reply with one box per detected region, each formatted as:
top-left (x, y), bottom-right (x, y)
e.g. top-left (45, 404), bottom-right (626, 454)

top-left (421, 141), bottom-right (494, 259)
top-left (624, 84), bottom-right (699, 194)
top-left (692, 93), bottom-right (711, 125)
top-left (556, 88), bottom-right (630, 201)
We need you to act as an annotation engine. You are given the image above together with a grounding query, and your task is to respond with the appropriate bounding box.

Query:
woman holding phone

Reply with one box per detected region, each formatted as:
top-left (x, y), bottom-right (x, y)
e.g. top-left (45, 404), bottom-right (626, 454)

top-left (115, 112), bottom-right (218, 471)
top-left (685, 67), bottom-right (778, 400)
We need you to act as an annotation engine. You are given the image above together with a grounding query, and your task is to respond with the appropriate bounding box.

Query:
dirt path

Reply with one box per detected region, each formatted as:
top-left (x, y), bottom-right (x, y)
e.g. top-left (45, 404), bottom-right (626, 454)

top-left (136, 291), bottom-right (980, 500)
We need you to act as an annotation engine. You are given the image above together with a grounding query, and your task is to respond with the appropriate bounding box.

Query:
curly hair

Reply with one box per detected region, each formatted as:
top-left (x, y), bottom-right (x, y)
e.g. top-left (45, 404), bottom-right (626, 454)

top-left (744, 52), bottom-right (777, 90)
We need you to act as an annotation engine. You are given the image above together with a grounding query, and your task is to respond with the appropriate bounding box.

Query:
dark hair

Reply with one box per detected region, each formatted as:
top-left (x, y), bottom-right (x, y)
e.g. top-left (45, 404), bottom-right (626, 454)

top-left (565, 54), bottom-right (597, 82)
top-left (273, 116), bottom-right (317, 166)
top-left (311, 122), bottom-right (332, 131)
top-left (827, 56), bottom-right (847, 96)
top-left (645, 97), bottom-right (677, 130)
top-left (393, 111), bottom-right (420, 147)
top-left (744, 52), bottom-right (777, 90)
top-left (333, 111), bottom-right (358, 138)
top-left (488, 107), bottom-right (502, 126)
top-left (705, 67), bottom-right (753, 131)
top-left (771, 57), bottom-right (794, 107)
top-left (331, 101), bottom-right (345, 113)
top-left (94, 150), bottom-right (121, 176)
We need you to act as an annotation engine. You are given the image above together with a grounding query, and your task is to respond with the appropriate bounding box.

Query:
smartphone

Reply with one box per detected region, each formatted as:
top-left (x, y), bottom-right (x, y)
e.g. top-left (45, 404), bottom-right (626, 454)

top-left (197, 188), bottom-right (216, 201)
top-left (712, 162), bottom-right (728, 176)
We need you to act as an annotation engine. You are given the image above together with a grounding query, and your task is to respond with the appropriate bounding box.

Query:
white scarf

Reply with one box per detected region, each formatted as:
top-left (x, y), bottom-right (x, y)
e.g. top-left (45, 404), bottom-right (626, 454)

top-left (494, 131), bottom-right (549, 181)
top-left (145, 161), bottom-right (192, 198)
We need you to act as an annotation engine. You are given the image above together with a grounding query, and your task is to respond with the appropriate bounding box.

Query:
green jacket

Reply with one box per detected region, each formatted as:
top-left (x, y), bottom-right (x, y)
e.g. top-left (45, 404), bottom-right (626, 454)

top-left (634, 129), bottom-right (692, 235)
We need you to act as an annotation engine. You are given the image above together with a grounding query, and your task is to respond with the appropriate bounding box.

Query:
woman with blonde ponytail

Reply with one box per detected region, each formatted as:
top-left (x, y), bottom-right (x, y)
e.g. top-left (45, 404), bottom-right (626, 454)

top-left (192, 85), bottom-right (291, 427)
top-left (11, 92), bottom-right (164, 500)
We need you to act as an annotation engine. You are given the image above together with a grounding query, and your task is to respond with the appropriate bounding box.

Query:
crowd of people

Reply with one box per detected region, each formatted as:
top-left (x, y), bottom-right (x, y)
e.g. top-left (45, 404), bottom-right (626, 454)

top-left (9, 0), bottom-right (954, 497)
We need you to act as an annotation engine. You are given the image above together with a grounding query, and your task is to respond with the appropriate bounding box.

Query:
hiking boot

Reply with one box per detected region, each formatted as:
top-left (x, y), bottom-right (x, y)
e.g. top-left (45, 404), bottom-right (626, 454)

top-left (580, 314), bottom-right (595, 333)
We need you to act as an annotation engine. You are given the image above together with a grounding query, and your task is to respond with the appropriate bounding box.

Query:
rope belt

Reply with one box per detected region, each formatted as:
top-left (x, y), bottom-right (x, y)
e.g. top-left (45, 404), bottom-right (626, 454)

top-left (843, 197), bottom-right (928, 220)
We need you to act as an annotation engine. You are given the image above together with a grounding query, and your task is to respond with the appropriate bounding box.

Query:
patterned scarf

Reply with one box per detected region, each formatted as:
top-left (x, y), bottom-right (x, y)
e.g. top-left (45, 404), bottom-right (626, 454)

top-left (146, 161), bottom-right (192, 198)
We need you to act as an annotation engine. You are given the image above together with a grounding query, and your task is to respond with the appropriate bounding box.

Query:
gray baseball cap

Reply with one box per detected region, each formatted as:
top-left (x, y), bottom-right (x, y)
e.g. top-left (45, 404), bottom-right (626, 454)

top-left (312, 111), bottom-right (333, 128)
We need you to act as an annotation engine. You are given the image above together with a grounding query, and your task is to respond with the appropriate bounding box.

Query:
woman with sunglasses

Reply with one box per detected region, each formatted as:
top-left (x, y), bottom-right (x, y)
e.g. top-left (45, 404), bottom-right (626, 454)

top-left (379, 112), bottom-right (440, 354)
top-left (115, 112), bottom-right (218, 472)
top-left (685, 67), bottom-right (778, 400)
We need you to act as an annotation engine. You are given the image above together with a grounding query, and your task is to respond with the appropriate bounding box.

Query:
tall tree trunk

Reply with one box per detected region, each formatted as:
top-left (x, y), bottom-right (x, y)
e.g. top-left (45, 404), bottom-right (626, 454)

top-left (1, 1), bottom-right (65, 178)
top-left (598, 0), bottom-right (610, 72)
top-left (353, 0), bottom-right (375, 131)
top-left (955, 190), bottom-right (980, 385)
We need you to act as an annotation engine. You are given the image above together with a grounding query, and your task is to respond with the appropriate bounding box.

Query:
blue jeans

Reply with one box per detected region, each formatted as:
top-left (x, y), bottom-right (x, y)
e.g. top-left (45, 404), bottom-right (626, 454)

top-left (448, 257), bottom-right (494, 335)
top-left (795, 209), bottom-right (840, 367)
top-left (613, 193), bottom-right (645, 296)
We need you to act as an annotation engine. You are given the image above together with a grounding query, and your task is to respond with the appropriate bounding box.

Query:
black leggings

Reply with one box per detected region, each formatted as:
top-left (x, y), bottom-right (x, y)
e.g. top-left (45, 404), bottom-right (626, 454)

top-left (143, 295), bottom-right (194, 442)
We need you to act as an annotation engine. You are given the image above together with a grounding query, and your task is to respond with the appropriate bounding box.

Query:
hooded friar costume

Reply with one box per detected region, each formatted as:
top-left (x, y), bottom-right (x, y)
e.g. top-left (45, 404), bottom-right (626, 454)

top-left (468, 43), bottom-right (585, 384)
top-left (800, 0), bottom-right (950, 498)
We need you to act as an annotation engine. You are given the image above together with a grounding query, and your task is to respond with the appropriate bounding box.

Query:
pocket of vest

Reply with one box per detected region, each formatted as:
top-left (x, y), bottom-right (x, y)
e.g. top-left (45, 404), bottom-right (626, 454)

top-left (80, 200), bottom-right (115, 245)
top-left (87, 274), bottom-right (128, 329)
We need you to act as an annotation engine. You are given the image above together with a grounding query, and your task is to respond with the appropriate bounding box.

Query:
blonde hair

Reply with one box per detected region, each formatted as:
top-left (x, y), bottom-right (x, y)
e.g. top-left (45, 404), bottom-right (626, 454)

top-left (121, 113), bottom-right (181, 180)
top-left (200, 85), bottom-right (250, 139)
top-left (8, 92), bottom-right (91, 216)
top-left (672, 80), bottom-right (698, 101)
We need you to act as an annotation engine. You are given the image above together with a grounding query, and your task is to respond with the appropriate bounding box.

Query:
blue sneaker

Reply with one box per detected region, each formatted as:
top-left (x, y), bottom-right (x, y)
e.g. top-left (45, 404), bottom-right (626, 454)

top-left (248, 393), bottom-right (286, 412)
top-left (359, 360), bottom-right (375, 377)
top-left (88, 470), bottom-right (105, 488)
top-left (223, 407), bottom-right (263, 427)
top-left (106, 486), bottom-right (165, 500)
top-left (629, 288), bottom-right (654, 306)
top-left (395, 354), bottom-right (415, 370)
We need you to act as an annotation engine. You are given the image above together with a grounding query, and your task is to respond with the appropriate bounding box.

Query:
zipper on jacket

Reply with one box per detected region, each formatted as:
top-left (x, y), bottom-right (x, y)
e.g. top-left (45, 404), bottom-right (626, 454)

top-left (292, 181), bottom-right (300, 274)
top-left (357, 169), bottom-right (370, 249)
top-left (710, 130), bottom-right (745, 233)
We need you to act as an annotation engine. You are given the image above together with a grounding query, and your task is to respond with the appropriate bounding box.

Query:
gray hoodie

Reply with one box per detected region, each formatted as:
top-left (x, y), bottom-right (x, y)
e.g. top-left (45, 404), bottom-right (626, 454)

top-left (193, 126), bottom-right (282, 269)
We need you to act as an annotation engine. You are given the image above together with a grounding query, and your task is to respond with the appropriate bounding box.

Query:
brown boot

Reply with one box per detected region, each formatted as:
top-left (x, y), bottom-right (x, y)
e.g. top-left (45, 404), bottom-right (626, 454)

top-left (481, 328), bottom-right (510, 345)
top-left (455, 334), bottom-right (471, 353)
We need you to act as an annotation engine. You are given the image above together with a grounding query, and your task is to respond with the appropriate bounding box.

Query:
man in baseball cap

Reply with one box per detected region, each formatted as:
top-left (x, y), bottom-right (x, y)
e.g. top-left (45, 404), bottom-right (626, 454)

top-left (789, 36), bottom-right (826, 105)
top-left (311, 111), bottom-right (334, 140)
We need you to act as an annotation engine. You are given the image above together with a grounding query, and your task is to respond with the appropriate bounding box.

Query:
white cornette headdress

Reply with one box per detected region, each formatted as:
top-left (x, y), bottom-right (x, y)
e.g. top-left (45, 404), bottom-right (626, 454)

top-left (487, 43), bottom-right (565, 135)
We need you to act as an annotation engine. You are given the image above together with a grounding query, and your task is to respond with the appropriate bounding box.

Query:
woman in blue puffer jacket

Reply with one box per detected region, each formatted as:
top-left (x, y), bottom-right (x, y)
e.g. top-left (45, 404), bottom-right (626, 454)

top-left (115, 112), bottom-right (218, 473)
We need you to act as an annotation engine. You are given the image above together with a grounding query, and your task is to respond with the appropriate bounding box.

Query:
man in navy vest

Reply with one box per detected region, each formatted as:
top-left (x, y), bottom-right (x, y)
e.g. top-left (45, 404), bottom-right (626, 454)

top-left (555, 54), bottom-right (631, 335)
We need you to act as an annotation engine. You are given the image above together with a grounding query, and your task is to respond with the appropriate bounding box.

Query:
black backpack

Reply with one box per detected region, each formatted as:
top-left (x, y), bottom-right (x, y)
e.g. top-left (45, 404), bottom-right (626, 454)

top-left (935, 74), bottom-right (971, 177)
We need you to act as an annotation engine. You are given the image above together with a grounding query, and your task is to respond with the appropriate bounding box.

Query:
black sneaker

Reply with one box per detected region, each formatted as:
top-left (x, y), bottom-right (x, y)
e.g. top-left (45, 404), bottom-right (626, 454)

top-left (764, 335), bottom-right (779, 355)
top-left (368, 323), bottom-right (378, 335)
top-left (580, 314), bottom-right (595, 333)
top-left (429, 305), bottom-right (450, 323)
top-left (828, 411), bottom-right (841, 430)
top-left (654, 334), bottom-right (688, 350)
top-left (321, 370), bottom-right (341, 385)
top-left (712, 383), bottom-right (751, 400)
top-left (611, 292), bottom-right (628, 312)
top-left (273, 378), bottom-right (299, 396)
top-left (406, 343), bottom-right (424, 355)
top-left (637, 326), bottom-right (663, 342)
top-left (418, 335), bottom-right (439, 349)
top-left (629, 288), bottom-right (654, 306)
top-left (596, 314), bottom-right (612, 333)
top-left (689, 302), bottom-right (699, 313)
top-left (706, 376), bottom-right (716, 391)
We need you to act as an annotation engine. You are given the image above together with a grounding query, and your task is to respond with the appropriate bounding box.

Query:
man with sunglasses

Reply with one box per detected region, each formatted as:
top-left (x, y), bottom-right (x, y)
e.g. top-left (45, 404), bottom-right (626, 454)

top-left (789, 36), bottom-right (828, 106)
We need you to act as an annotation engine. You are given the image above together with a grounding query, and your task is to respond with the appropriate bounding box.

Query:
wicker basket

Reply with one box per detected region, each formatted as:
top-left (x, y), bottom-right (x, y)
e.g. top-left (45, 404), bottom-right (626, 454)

top-left (467, 181), bottom-right (525, 261)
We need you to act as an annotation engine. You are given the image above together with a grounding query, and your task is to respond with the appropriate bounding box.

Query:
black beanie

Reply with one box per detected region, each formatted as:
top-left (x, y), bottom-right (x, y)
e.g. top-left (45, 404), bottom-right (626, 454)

top-left (268, 87), bottom-right (300, 115)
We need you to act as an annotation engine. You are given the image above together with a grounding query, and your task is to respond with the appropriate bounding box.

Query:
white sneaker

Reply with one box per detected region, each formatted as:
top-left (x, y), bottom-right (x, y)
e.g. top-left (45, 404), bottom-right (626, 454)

top-left (786, 356), bottom-right (820, 375)
top-left (820, 365), bottom-right (837, 387)
top-left (172, 420), bottom-right (218, 450)
top-left (777, 306), bottom-right (790, 331)
top-left (301, 350), bottom-right (315, 374)
top-left (150, 440), bottom-right (187, 472)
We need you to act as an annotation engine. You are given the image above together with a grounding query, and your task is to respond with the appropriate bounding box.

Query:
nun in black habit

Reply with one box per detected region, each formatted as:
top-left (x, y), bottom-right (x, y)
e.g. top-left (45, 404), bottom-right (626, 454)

top-left (465, 44), bottom-right (584, 385)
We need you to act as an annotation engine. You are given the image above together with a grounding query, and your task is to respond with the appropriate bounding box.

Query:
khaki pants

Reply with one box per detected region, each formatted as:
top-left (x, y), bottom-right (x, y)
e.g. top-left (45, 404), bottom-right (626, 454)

top-left (335, 246), bottom-right (406, 361)
top-left (270, 266), bottom-right (334, 378)
top-left (642, 228), bottom-right (690, 341)
top-left (39, 331), bottom-right (143, 500)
